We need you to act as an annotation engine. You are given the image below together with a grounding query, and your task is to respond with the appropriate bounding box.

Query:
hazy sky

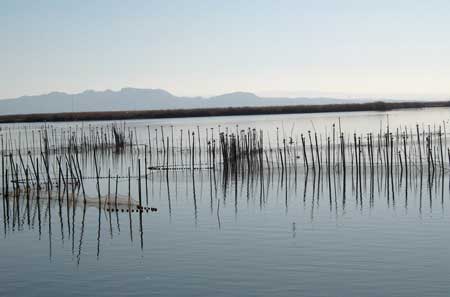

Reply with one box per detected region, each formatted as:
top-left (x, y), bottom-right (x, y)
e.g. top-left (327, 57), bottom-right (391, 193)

top-left (2, 0), bottom-right (450, 99)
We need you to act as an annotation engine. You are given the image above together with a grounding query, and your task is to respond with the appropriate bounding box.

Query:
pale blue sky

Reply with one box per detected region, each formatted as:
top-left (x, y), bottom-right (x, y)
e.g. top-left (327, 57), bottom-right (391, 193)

top-left (2, 0), bottom-right (450, 99)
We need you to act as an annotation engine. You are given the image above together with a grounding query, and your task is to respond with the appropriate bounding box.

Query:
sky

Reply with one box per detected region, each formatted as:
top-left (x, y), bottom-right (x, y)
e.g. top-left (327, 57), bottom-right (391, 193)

top-left (1, 0), bottom-right (450, 100)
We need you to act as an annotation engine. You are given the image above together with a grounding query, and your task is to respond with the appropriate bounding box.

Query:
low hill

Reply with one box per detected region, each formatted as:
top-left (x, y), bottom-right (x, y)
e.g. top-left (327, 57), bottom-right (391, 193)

top-left (0, 88), bottom-right (377, 115)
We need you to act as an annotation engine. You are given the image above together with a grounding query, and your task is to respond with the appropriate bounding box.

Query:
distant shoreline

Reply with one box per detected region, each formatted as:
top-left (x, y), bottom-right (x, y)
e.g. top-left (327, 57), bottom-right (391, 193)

top-left (0, 101), bottom-right (448, 124)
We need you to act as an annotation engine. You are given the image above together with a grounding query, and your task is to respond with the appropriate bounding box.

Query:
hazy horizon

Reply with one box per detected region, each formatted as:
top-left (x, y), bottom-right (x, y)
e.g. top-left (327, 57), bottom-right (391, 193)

top-left (1, 86), bottom-right (449, 102)
top-left (2, 1), bottom-right (450, 100)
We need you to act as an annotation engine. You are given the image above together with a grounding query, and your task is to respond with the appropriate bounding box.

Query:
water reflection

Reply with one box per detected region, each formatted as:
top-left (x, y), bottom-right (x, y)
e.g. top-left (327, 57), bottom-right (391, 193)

top-left (1, 185), bottom-right (154, 264)
top-left (2, 160), bottom-right (448, 264)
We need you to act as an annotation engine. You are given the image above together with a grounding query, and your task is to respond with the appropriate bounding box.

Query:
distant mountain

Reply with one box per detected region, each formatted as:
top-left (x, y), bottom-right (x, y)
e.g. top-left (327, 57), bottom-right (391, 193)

top-left (0, 88), bottom-right (376, 115)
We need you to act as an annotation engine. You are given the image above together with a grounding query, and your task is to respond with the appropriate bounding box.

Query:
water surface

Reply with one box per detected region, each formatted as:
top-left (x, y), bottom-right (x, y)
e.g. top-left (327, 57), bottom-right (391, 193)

top-left (1, 107), bottom-right (450, 296)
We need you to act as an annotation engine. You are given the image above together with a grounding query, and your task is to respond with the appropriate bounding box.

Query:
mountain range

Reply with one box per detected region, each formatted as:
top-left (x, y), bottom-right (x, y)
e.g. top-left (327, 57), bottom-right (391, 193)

top-left (0, 88), bottom-right (380, 115)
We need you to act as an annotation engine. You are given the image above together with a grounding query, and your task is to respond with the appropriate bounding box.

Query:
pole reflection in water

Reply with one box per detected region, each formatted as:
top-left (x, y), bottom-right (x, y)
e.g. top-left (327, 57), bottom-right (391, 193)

top-left (2, 155), bottom-right (448, 265)
top-left (2, 114), bottom-right (450, 296)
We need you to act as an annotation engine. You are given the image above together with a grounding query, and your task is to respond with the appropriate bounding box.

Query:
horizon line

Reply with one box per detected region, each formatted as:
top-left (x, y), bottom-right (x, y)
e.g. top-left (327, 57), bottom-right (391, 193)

top-left (1, 86), bottom-right (449, 102)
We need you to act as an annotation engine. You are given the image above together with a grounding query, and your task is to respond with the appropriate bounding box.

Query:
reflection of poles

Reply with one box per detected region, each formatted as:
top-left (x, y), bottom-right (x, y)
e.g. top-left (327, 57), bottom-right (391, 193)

top-left (77, 194), bottom-right (87, 266)
top-left (310, 171), bottom-right (316, 222)
top-left (14, 163), bottom-right (20, 229)
top-left (65, 166), bottom-right (70, 237)
top-left (47, 197), bottom-right (52, 261)
top-left (37, 182), bottom-right (42, 240)
top-left (128, 204), bottom-right (133, 243)
top-left (2, 186), bottom-right (7, 235)
top-left (192, 164), bottom-right (197, 224)
top-left (36, 158), bottom-right (40, 194)
top-left (441, 170), bottom-right (445, 212)
top-left (97, 203), bottom-right (101, 260)
top-left (303, 168), bottom-right (309, 206)
top-left (138, 159), bottom-right (142, 208)
top-left (139, 210), bottom-right (143, 251)
top-left (71, 183), bottom-right (77, 256)
top-left (56, 168), bottom-right (64, 243)
top-left (4, 169), bottom-right (9, 225)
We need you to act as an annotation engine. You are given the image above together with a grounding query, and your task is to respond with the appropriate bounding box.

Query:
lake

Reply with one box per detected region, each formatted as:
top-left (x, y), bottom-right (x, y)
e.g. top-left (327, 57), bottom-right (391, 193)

top-left (1, 107), bottom-right (450, 296)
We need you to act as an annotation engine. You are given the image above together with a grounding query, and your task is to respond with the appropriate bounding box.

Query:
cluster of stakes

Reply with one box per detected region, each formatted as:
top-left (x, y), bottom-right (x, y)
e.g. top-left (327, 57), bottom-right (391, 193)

top-left (1, 119), bottom-right (450, 262)
top-left (1, 119), bottom-right (450, 209)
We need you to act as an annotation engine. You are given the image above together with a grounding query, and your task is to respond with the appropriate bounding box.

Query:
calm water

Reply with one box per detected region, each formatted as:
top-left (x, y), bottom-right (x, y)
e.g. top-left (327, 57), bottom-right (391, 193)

top-left (1, 107), bottom-right (450, 296)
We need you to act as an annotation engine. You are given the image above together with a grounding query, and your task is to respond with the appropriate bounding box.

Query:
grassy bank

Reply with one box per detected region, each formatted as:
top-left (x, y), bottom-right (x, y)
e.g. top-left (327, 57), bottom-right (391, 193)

top-left (0, 100), bottom-right (449, 123)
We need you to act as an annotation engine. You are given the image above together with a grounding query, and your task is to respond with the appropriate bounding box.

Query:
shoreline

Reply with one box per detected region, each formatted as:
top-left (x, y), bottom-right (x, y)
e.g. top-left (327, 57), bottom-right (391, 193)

top-left (0, 100), bottom-right (448, 123)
